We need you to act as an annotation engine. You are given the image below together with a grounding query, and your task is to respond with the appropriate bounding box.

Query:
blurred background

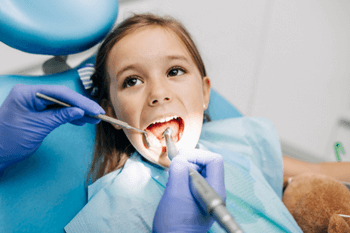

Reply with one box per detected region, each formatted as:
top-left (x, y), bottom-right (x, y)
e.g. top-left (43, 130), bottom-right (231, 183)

top-left (1, 0), bottom-right (349, 163)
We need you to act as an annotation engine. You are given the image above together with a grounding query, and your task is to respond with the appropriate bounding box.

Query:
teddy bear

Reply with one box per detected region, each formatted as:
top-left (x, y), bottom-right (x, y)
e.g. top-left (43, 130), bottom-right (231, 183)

top-left (282, 173), bottom-right (350, 233)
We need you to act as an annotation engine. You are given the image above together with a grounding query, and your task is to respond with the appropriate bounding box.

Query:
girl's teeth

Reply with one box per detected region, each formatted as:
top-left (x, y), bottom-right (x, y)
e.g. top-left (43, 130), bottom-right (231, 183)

top-left (152, 116), bottom-right (178, 124)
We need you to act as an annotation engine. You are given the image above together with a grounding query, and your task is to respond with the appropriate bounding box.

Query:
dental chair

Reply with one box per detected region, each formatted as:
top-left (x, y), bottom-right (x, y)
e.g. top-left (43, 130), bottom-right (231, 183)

top-left (0, 1), bottom-right (242, 232)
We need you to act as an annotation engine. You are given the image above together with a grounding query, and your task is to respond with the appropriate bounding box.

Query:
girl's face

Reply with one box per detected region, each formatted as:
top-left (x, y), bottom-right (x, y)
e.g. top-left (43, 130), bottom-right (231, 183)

top-left (106, 26), bottom-right (210, 167)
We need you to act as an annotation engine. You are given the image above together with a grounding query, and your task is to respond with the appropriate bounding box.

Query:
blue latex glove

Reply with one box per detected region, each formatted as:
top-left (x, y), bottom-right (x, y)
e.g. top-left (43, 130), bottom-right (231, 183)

top-left (153, 149), bottom-right (226, 233)
top-left (0, 84), bottom-right (105, 170)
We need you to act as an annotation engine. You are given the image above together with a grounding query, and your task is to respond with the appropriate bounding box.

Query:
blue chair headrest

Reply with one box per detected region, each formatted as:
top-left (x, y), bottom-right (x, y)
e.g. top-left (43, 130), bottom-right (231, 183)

top-left (0, 0), bottom-right (119, 55)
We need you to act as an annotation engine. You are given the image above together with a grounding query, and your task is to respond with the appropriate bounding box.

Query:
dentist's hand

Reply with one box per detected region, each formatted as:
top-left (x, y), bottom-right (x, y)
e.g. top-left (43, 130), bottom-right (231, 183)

top-left (0, 84), bottom-right (104, 170)
top-left (153, 149), bottom-right (226, 233)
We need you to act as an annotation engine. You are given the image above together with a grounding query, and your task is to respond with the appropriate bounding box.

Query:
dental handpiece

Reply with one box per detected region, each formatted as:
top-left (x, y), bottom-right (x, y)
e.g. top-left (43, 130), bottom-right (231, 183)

top-left (163, 128), bottom-right (244, 233)
top-left (163, 128), bottom-right (178, 160)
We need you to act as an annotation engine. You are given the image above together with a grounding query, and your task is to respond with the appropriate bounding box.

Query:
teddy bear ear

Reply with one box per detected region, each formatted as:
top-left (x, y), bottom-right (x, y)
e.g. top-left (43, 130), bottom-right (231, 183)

top-left (328, 213), bottom-right (350, 233)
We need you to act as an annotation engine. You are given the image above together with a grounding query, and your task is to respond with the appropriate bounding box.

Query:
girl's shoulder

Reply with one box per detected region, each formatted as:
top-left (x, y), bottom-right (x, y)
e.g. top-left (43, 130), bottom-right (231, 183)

top-left (199, 116), bottom-right (284, 198)
top-left (200, 116), bottom-right (278, 148)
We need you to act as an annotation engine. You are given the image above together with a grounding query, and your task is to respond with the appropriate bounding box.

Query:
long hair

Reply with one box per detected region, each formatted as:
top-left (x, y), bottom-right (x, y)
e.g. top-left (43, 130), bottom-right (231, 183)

top-left (87, 13), bottom-right (208, 183)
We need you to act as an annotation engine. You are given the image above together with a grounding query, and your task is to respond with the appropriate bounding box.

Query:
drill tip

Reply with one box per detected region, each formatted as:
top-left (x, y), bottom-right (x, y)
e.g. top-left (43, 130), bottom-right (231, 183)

top-left (163, 128), bottom-right (177, 160)
top-left (162, 127), bottom-right (173, 138)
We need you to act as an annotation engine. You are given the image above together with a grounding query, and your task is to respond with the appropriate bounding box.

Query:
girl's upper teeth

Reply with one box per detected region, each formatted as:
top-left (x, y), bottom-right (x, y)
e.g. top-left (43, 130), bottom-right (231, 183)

top-left (152, 116), bottom-right (178, 124)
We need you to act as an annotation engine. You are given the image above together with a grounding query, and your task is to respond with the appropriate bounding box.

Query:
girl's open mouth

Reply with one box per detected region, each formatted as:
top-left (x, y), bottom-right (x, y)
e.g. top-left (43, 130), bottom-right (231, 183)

top-left (144, 116), bottom-right (184, 150)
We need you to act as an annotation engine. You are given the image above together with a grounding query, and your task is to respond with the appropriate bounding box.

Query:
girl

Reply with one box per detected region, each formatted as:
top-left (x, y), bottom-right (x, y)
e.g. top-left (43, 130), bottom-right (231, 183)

top-left (64, 13), bottom-right (350, 232)
top-left (88, 12), bottom-right (211, 180)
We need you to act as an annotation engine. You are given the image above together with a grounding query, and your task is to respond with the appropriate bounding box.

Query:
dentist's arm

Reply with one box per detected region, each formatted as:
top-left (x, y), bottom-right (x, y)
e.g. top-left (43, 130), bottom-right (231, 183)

top-left (153, 149), bottom-right (226, 233)
top-left (0, 84), bottom-right (105, 170)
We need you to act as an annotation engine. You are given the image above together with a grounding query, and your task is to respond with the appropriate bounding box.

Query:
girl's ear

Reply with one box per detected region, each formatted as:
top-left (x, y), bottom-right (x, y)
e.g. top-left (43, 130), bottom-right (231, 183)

top-left (100, 99), bottom-right (122, 130)
top-left (202, 76), bottom-right (211, 110)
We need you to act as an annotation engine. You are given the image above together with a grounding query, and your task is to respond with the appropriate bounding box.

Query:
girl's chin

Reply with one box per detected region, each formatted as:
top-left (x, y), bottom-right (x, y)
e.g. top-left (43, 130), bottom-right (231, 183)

top-left (156, 151), bottom-right (171, 167)
top-left (138, 148), bottom-right (171, 168)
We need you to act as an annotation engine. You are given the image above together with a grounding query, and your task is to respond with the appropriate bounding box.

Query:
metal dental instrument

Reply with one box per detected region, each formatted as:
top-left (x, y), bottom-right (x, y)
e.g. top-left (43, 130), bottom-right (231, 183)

top-left (36, 92), bottom-right (150, 147)
top-left (163, 127), bottom-right (244, 233)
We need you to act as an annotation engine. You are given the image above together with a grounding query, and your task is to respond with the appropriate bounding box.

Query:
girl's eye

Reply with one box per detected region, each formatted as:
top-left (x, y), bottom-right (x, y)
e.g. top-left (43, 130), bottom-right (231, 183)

top-left (167, 67), bottom-right (186, 77)
top-left (124, 77), bottom-right (142, 88)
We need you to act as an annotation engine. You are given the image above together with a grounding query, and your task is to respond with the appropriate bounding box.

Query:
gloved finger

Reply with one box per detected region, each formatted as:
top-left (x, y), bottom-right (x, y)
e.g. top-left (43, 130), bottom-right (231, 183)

top-left (26, 84), bottom-right (104, 116)
top-left (178, 148), bottom-right (226, 200)
top-left (70, 119), bottom-right (87, 126)
top-left (70, 116), bottom-right (101, 126)
top-left (178, 148), bottom-right (224, 179)
top-left (70, 115), bottom-right (101, 125)
top-left (48, 107), bottom-right (85, 126)
top-left (165, 156), bottom-right (191, 197)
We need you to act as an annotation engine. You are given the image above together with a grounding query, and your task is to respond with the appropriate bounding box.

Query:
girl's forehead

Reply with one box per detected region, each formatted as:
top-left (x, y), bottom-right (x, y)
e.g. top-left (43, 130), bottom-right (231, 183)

top-left (109, 26), bottom-right (190, 60)
top-left (105, 26), bottom-right (198, 79)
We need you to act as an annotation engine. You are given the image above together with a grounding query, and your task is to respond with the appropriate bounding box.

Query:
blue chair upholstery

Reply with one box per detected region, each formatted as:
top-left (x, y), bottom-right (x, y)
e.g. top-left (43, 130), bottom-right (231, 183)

top-left (205, 89), bottom-right (242, 121)
top-left (0, 1), bottom-right (242, 231)
top-left (0, 58), bottom-right (97, 233)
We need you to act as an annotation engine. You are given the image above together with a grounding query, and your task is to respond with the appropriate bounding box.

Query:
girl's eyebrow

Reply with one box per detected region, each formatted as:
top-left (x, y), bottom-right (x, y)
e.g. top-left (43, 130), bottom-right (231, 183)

top-left (116, 64), bottom-right (136, 78)
top-left (116, 55), bottom-right (189, 78)
top-left (167, 55), bottom-right (189, 62)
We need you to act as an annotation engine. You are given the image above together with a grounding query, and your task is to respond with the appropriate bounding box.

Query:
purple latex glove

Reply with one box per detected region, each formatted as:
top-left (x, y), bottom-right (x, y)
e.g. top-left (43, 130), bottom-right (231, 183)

top-left (153, 149), bottom-right (226, 233)
top-left (0, 84), bottom-right (105, 169)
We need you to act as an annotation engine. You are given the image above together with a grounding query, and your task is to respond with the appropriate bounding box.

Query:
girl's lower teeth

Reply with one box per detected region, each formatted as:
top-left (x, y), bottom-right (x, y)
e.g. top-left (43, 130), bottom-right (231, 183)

top-left (148, 134), bottom-right (162, 148)
top-left (147, 130), bottom-right (181, 149)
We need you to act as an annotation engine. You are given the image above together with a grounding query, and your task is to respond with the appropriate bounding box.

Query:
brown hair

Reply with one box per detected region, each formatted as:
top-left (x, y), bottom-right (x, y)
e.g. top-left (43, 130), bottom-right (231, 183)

top-left (88, 13), bottom-right (208, 183)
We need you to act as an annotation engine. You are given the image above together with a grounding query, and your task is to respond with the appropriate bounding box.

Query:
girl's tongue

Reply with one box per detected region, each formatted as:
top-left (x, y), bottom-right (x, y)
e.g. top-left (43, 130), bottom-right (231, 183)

top-left (147, 118), bottom-right (180, 141)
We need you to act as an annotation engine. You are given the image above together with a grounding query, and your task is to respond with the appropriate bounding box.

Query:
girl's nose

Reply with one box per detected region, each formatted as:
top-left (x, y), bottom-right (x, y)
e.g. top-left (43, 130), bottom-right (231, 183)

top-left (148, 80), bottom-right (173, 106)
